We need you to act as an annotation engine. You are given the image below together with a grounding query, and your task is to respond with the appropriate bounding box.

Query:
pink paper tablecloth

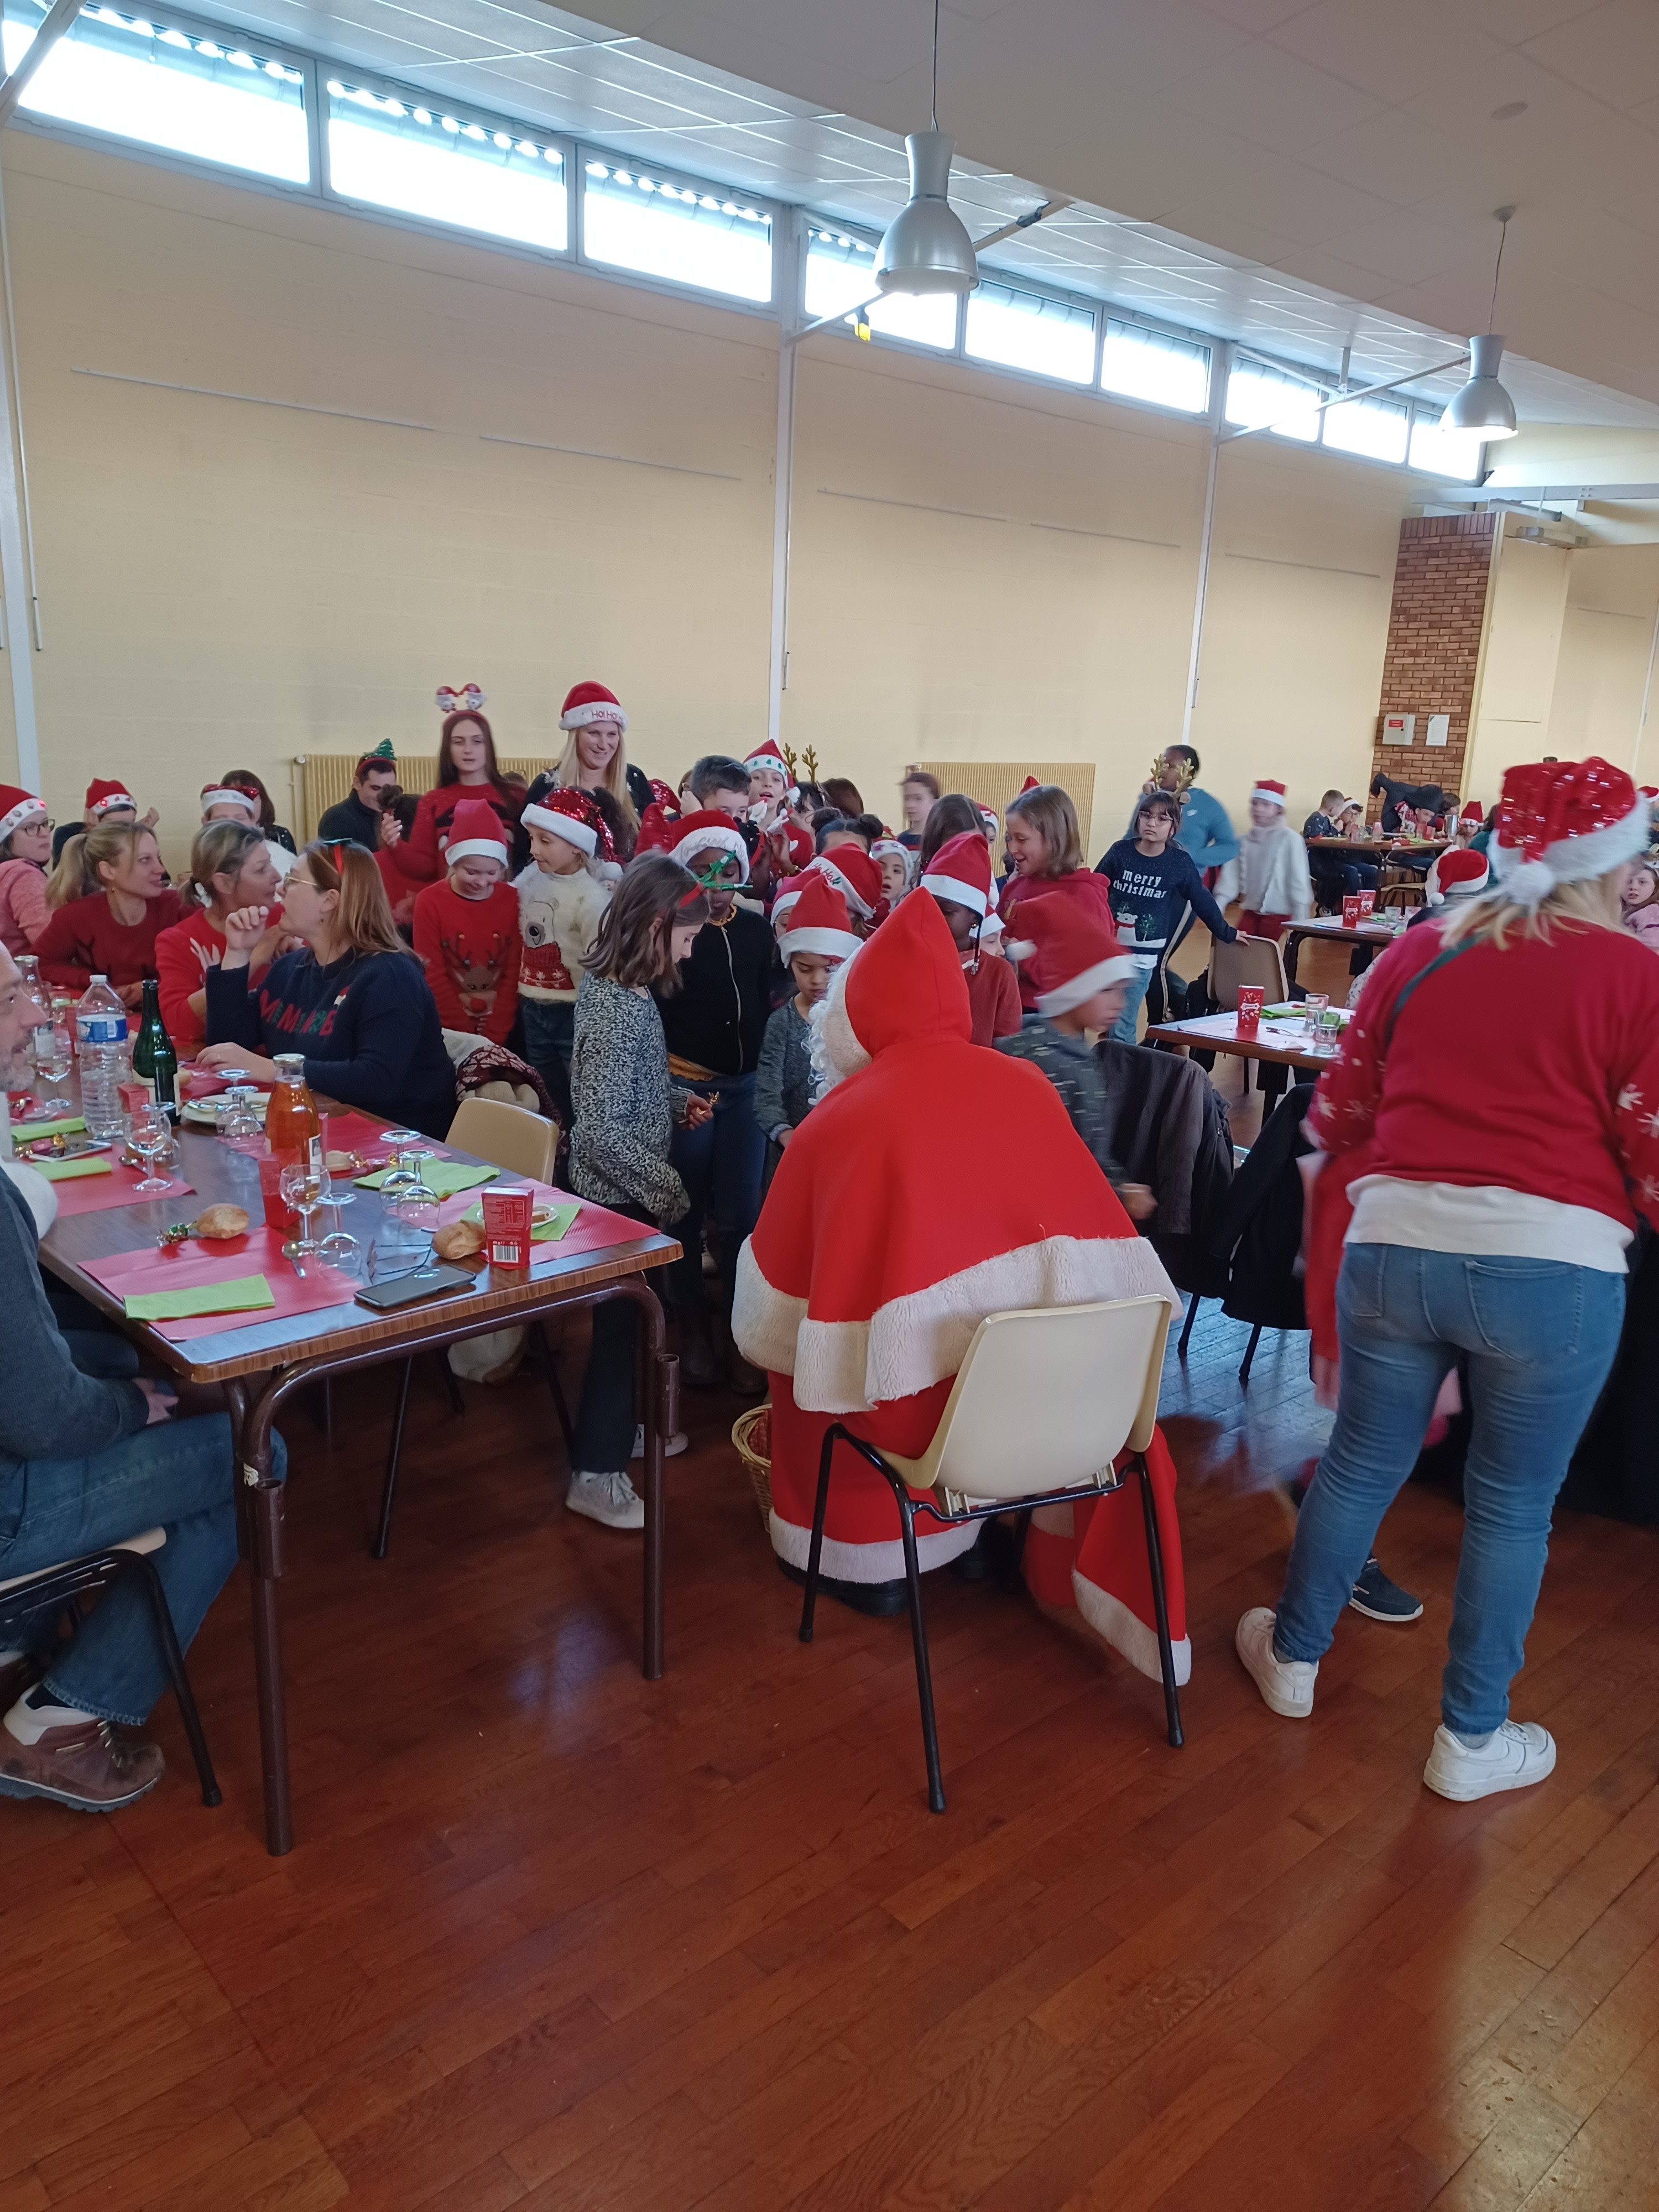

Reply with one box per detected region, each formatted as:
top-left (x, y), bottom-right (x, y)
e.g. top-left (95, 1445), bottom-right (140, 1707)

top-left (84, 1226), bottom-right (357, 1340)
top-left (50, 1167), bottom-right (196, 1218)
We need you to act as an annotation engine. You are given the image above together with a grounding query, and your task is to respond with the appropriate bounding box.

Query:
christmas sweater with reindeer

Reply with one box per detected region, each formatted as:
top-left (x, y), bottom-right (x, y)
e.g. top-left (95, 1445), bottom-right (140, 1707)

top-left (513, 860), bottom-right (612, 1005)
top-left (412, 878), bottom-right (521, 1044)
top-left (1308, 912), bottom-right (1659, 1271)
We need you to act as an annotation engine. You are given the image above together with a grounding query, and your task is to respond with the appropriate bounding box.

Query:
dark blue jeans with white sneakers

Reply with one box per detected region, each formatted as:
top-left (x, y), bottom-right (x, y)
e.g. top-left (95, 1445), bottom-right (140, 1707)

top-left (1273, 1243), bottom-right (1624, 1738)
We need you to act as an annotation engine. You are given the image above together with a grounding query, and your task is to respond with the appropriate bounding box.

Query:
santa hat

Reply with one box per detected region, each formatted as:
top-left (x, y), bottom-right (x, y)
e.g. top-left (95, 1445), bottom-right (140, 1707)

top-left (523, 786), bottom-right (608, 860)
top-left (780, 874), bottom-right (860, 963)
top-left (445, 797), bottom-right (510, 869)
top-left (920, 830), bottom-right (994, 919)
top-left (1490, 757), bottom-right (1649, 910)
top-left (199, 784), bottom-right (258, 820)
top-left (1460, 799), bottom-right (1484, 822)
top-left (779, 821), bottom-right (815, 871)
top-left (435, 683), bottom-right (486, 716)
top-left (813, 846), bottom-right (882, 921)
top-left (1017, 776), bottom-right (1041, 795)
top-left (560, 681), bottom-right (627, 734)
top-left (771, 881), bottom-right (807, 932)
top-left (0, 784), bottom-right (45, 844)
top-left (667, 808), bottom-right (749, 883)
top-left (1426, 846), bottom-right (1490, 905)
top-left (1005, 893), bottom-right (1136, 1015)
top-left (978, 807), bottom-right (1000, 839)
top-left (744, 739), bottom-right (790, 779)
top-left (85, 778), bottom-right (135, 818)
top-left (1250, 779), bottom-right (1288, 811)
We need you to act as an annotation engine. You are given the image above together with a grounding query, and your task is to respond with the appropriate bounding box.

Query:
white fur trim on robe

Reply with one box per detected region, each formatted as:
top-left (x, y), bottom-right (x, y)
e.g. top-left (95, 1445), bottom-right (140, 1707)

top-left (768, 1509), bottom-right (979, 1580)
top-left (734, 1233), bottom-right (1179, 1416)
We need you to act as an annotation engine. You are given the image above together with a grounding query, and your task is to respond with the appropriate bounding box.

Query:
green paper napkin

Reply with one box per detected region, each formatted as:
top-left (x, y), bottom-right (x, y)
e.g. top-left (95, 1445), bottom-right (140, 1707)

top-left (354, 1160), bottom-right (496, 1197)
top-left (34, 1153), bottom-right (114, 1182)
top-left (124, 1274), bottom-right (275, 1323)
top-left (461, 1198), bottom-right (582, 1243)
top-left (12, 1113), bottom-right (86, 1140)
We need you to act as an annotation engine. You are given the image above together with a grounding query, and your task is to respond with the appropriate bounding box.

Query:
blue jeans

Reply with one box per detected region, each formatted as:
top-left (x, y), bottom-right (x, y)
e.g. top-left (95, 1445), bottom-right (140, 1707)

top-left (1274, 1244), bottom-right (1624, 1736)
top-left (0, 1415), bottom-right (285, 1726)
top-left (667, 1071), bottom-right (765, 1324)
top-left (520, 997), bottom-right (575, 1128)
top-left (1110, 962), bottom-right (1156, 1045)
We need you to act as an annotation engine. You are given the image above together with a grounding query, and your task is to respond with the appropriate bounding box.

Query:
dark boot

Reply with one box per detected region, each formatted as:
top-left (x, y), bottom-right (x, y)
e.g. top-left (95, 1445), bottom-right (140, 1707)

top-left (677, 1310), bottom-right (722, 1391)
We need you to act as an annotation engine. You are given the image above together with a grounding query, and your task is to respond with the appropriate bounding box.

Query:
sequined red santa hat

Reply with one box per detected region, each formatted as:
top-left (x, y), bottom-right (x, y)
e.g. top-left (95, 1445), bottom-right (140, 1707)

top-left (445, 797), bottom-right (510, 869)
top-left (85, 778), bottom-right (136, 818)
top-left (780, 873), bottom-right (860, 963)
top-left (919, 830), bottom-right (994, 917)
top-left (523, 785), bottom-right (611, 861)
top-left (1426, 846), bottom-right (1489, 905)
top-left (660, 807), bottom-right (749, 883)
top-left (1005, 893), bottom-right (1135, 1016)
top-left (1490, 756), bottom-right (1648, 909)
top-left (199, 782), bottom-right (258, 820)
top-left (1250, 779), bottom-right (1288, 811)
top-left (0, 784), bottom-right (45, 844)
top-left (560, 681), bottom-right (627, 733)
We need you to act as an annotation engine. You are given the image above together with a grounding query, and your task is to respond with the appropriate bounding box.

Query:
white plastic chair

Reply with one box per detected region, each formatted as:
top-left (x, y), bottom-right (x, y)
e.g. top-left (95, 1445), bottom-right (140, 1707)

top-left (799, 1296), bottom-right (1180, 1812)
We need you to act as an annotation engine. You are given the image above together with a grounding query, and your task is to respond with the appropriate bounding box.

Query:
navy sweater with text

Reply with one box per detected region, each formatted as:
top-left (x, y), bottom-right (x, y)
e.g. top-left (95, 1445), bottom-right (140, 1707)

top-left (1094, 839), bottom-right (1236, 958)
top-left (205, 946), bottom-right (456, 1139)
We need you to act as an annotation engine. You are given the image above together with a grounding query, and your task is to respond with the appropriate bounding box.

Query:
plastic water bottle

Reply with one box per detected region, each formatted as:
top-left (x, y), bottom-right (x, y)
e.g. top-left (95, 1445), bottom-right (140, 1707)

top-left (76, 974), bottom-right (129, 1141)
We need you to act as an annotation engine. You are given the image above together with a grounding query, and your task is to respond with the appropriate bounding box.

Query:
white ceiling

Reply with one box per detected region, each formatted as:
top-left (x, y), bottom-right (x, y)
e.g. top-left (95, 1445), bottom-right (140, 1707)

top-left (192, 0), bottom-right (1659, 427)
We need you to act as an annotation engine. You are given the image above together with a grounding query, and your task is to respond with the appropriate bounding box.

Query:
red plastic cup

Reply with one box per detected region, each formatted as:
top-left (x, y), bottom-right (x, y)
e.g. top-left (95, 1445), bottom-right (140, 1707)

top-left (482, 1184), bottom-right (533, 1271)
top-left (258, 1151), bottom-right (297, 1235)
top-left (1357, 890), bottom-right (1376, 916)
top-left (1236, 985), bottom-right (1264, 1033)
top-left (1342, 894), bottom-right (1361, 929)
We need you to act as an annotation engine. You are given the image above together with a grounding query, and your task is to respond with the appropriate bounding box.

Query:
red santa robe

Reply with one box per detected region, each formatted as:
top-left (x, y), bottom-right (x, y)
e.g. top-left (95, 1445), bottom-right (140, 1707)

top-left (733, 886), bottom-right (1192, 1686)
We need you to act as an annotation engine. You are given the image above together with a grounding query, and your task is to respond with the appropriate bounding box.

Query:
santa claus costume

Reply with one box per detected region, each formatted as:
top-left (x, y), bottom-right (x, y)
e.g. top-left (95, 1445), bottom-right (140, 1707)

top-left (734, 886), bottom-right (1191, 1686)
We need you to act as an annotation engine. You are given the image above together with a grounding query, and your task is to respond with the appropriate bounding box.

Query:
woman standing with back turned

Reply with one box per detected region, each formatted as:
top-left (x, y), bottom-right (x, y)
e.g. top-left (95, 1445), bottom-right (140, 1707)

top-left (1238, 758), bottom-right (1659, 1802)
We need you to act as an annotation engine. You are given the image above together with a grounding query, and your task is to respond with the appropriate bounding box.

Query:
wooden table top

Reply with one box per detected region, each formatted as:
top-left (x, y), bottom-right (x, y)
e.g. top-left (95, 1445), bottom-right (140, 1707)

top-left (34, 1098), bottom-right (679, 1385)
top-left (1143, 1010), bottom-right (1343, 1071)
top-left (1286, 914), bottom-right (1408, 943)
top-left (1306, 836), bottom-right (1449, 855)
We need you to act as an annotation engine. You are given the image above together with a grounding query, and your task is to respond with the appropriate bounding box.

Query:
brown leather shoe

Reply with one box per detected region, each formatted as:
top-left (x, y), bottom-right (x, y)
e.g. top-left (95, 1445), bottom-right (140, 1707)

top-left (0, 1719), bottom-right (165, 1811)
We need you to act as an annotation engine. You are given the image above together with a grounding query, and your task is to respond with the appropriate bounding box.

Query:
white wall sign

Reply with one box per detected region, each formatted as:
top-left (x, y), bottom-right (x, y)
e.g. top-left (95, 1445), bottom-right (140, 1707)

top-left (1382, 713), bottom-right (1415, 746)
top-left (1426, 713), bottom-right (1449, 748)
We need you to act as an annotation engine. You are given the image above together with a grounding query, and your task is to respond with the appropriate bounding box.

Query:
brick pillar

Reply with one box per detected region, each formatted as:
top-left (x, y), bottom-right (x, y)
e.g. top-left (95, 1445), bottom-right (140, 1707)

top-left (1369, 513), bottom-right (1498, 804)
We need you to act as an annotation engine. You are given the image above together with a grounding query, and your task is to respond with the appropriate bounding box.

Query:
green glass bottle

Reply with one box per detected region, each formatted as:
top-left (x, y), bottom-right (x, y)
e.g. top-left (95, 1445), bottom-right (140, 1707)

top-left (130, 977), bottom-right (178, 1111)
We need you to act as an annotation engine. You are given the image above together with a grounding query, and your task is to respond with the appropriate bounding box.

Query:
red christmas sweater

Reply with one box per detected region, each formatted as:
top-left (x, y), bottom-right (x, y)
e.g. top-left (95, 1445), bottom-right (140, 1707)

top-left (1308, 914), bottom-right (1659, 1235)
top-left (411, 878), bottom-right (521, 1042)
top-left (35, 888), bottom-right (182, 995)
top-left (391, 784), bottom-right (523, 888)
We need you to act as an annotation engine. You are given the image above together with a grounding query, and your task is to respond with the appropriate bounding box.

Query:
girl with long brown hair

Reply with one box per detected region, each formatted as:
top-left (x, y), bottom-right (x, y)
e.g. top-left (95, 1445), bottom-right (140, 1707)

top-left (34, 821), bottom-right (181, 1004)
top-left (999, 782), bottom-right (1119, 1013)
top-left (396, 705), bottom-right (525, 886)
top-left (197, 839), bottom-right (456, 1136)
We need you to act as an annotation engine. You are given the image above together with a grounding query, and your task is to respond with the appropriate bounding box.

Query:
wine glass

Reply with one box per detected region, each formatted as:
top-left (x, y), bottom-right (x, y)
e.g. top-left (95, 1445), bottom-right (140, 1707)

top-left (128, 1106), bottom-right (175, 1197)
top-left (278, 1155), bottom-right (328, 1264)
top-left (218, 1086), bottom-right (266, 1158)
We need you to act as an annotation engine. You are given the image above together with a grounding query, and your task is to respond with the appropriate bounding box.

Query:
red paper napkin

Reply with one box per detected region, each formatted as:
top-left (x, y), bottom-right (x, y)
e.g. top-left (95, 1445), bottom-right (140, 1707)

top-left (84, 1226), bottom-right (357, 1340)
top-left (51, 1168), bottom-right (196, 1218)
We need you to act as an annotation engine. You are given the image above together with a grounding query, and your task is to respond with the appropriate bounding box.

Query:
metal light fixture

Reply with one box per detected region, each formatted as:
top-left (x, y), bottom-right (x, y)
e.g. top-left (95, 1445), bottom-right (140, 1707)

top-left (874, 0), bottom-right (978, 298)
top-left (1440, 210), bottom-right (1519, 441)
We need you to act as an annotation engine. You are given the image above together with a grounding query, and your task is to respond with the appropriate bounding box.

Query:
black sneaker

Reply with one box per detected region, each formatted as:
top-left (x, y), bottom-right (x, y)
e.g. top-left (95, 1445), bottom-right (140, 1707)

top-left (1349, 1557), bottom-right (1424, 1623)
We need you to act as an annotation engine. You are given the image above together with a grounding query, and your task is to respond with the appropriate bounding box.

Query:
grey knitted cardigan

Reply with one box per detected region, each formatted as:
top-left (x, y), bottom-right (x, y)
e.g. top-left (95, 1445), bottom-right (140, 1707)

top-left (567, 969), bottom-right (690, 1223)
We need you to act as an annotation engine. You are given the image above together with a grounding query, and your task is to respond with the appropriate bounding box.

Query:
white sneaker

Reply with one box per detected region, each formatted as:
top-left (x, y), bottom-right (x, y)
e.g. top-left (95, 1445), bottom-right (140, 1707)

top-left (565, 1469), bottom-right (645, 1531)
top-left (630, 1425), bottom-right (687, 1460)
top-left (1235, 1607), bottom-right (1317, 1718)
top-left (1423, 1720), bottom-right (1556, 1802)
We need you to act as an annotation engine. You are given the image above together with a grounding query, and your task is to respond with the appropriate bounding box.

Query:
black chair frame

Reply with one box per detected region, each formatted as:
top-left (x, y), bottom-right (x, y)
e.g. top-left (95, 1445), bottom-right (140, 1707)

top-left (0, 1548), bottom-right (221, 1806)
top-left (799, 1425), bottom-right (1184, 1815)
top-left (374, 1326), bottom-right (575, 1559)
top-left (1177, 1299), bottom-right (1266, 1385)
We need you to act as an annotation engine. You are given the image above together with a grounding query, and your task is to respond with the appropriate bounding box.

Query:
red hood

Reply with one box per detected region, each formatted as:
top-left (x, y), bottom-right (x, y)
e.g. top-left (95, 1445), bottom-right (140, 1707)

top-left (842, 883), bottom-right (971, 1058)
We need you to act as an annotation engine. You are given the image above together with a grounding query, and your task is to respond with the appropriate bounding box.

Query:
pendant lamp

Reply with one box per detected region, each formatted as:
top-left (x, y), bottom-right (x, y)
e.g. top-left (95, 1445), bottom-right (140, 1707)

top-left (874, 0), bottom-right (979, 298)
top-left (1440, 211), bottom-right (1519, 440)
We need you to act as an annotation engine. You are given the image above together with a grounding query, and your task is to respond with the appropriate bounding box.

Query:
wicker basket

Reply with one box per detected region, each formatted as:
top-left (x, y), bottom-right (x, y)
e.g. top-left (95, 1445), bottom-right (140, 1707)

top-left (731, 1402), bottom-right (773, 1531)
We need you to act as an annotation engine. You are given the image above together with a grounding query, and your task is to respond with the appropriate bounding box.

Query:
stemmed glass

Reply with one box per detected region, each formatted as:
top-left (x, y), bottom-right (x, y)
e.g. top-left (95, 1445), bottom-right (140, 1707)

top-left (278, 1153), bottom-right (329, 1264)
top-left (217, 1085), bottom-right (265, 1160)
top-left (128, 1105), bottom-right (175, 1197)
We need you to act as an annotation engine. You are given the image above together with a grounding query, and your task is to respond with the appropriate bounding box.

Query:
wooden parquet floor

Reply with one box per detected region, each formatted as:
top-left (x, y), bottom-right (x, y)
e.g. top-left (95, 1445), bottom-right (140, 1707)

top-left (6, 1274), bottom-right (1659, 2212)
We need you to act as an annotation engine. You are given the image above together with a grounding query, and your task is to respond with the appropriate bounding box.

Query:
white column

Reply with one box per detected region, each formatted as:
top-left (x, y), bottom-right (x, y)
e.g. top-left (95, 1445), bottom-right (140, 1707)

top-left (0, 163), bottom-right (38, 787)
top-left (768, 214), bottom-right (800, 751)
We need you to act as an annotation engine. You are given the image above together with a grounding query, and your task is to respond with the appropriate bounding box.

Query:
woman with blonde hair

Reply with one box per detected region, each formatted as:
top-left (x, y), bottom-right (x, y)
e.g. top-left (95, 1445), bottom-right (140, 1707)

top-left (551, 681), bottom-right (653, 827)
top-left (35, 820), bottom-right (180, 1003)
top-left (152, 820), bottom-right (285, 1048)
top-left (1238, 758), bottom-right (1659, 1804)
top-left (999, 781), bottom-right (1118, 1011)
top-left (198, 839), bottom-right (455, 1136)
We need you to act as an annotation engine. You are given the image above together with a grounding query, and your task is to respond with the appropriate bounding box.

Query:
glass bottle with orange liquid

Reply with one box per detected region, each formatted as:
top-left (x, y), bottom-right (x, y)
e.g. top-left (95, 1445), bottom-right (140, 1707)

top-left (264, 1052), bottom-right (320, 1163)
